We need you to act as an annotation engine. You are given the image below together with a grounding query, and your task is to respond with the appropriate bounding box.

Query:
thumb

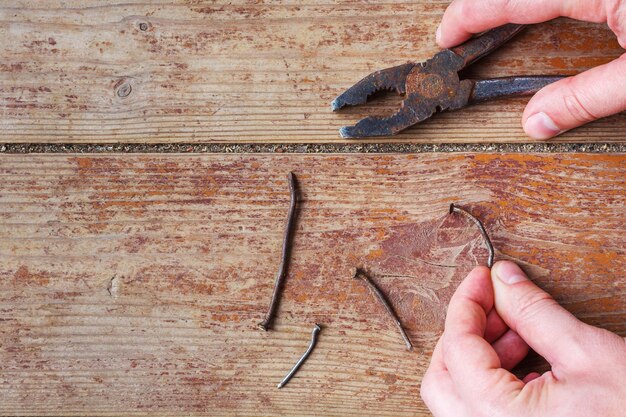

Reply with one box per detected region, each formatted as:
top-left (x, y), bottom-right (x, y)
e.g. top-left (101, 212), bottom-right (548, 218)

top-left (522, 53), bottom-right (626, 140)
top-left (491, 261), bottom-right (592, 374)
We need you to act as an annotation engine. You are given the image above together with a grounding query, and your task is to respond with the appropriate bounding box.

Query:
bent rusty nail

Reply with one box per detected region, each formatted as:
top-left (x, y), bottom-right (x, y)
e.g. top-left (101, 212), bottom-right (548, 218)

top-left (353, 268), bottom-right (413, 351)
top-left (259, 172), bottom-right (298, 331)
top-left (449, 204), bottom-right (495, 268)
top-left (277, 324), bottom-right (321, 389)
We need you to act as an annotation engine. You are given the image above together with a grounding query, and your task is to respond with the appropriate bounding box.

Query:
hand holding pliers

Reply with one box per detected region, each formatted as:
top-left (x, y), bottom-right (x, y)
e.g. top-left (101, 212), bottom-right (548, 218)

top-left (331, 24), bottom-right (565, 138)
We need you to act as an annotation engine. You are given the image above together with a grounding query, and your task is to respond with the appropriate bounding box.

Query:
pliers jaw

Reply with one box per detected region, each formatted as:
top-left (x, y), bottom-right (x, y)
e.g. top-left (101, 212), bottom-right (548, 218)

top-left (332, 50), bottom-right (470, 138)
top-left (330, 62), bottom-right (415, 112)
top-left (337, 93), bottom-right (441, 139)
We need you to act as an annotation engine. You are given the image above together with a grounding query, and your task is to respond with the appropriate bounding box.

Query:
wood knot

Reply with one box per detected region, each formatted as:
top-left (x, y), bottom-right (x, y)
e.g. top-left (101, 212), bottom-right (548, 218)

top-left (116, 82), bottom-right (132, 98)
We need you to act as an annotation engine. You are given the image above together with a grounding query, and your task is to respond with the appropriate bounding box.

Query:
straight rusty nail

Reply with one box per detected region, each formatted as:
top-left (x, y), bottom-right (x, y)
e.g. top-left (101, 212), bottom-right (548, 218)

top-left (353, 268), bottom-right (413, 351)
top-left (277, 324), bottom-right (321, 389)
top-left (449, 204), bottom-right (495, 268)
top-left (258, 172), bottom-right (298, 331)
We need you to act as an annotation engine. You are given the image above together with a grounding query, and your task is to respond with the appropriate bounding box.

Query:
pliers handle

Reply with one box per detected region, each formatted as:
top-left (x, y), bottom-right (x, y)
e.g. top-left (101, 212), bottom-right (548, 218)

top-left (453, 25), bottom-right (562, 103)
top-left (332, 24), bottom-right (566, 138)
top-left (450, 23), bottom-right (525, 68)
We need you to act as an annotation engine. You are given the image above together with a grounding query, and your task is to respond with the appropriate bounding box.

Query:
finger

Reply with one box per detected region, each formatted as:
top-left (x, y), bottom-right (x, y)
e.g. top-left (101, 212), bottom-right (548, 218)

top-left (522, 372), bottom-right (541, 383)
top-left (491, 261), bottom-right (592, 373)
top-left (485, 308), bottom-right (509, 343)
top-left (492, 329), bottom-right (529, 370)
top-left (437, 0), bottom-right (608, 48)
top-left (421, 367), bottom-right (468, 417)
top-left (442, 266), bottom-right (522, 401)
top-left (429, 335), bottom-right (447, 371)
top-left (422, 339), bottom-right (468, 417)
top-left (522, 54), bottom-right (626, 139)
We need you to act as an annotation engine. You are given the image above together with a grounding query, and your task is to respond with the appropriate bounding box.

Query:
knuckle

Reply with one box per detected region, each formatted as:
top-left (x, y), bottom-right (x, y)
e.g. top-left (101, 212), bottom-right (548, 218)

top-left (420, 370), bottom-right (445, 407)
top-left (563, 89), bottom-right (598, 124)
top-left (513, 288), bottom-right (555, 323)
top-left (441, 332), bottom-right (453, 355)
top-left (606, 0), bottom-right (626, 47)
top-left (588, 327), bottom-right (626, 362)
top-left (458, 0), bottom-right (479, 24)
top-left (481, 372), bottom-right (515, 414)
top-left (457, 0), bottom-right (503, 26)
top-left (419, 373), bottom-right (434, 403)
top-left (499, 0), bottom-right (516, 16)
top-left (456, 0), bottom-right (515, 35)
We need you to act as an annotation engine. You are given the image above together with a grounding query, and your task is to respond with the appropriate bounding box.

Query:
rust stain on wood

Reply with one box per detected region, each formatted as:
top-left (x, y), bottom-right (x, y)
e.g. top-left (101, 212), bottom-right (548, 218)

top-left (12, 265), bottom-right (50, 286)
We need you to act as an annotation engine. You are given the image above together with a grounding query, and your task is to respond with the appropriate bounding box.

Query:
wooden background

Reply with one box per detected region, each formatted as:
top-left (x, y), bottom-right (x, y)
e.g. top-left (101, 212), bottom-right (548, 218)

top-left (1, 1), bottom-right (625, 416)
top-left (0, 1), bottom-right (625, 144)
top-left (1, 154), bottom-right (624, 416)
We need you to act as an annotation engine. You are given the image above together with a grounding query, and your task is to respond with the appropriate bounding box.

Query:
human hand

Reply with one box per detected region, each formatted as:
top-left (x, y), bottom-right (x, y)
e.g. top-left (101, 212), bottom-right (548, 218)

top-left (437, 0), bottom-right (626, 139)
top-left (420, 261), bottom-right (626, 417)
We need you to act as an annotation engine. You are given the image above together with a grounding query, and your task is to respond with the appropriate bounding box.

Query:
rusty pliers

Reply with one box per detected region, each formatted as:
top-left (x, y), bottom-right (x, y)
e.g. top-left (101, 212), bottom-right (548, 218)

top-left (331, 24), bottom-right (565, 138)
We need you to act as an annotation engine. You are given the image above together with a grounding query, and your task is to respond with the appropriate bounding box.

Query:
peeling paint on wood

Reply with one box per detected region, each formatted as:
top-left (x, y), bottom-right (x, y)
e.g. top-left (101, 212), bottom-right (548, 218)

top-left (0, 153), bottom-right (624, 415)
top-left (0, 2), bottom-right (624, 144)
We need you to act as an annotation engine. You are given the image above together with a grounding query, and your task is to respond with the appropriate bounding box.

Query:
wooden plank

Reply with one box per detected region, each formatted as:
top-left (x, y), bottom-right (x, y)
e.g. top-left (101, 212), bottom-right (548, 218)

top-left (0, 153), bottom-right (624, 416)
top-left (0, 1), bottom-right (624, 144)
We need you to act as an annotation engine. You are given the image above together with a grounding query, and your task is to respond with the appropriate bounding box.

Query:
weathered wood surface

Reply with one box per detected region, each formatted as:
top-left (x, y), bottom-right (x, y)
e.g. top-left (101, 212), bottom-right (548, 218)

top-left (0, 154), bottom-right (624, 416)
top-left (0, 1), bottom-right (624, 144)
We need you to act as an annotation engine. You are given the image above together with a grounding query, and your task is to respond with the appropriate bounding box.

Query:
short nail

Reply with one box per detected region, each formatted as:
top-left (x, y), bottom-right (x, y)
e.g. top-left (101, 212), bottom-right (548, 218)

top-left (494, 261), bottom-right (528, 285)
top-left (524, 112), bottom-right (561, 140)
top-left (436, 25), bottom-right (442, 44)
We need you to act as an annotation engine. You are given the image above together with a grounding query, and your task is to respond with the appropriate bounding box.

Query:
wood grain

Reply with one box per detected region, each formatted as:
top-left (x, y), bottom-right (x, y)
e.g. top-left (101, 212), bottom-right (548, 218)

top-left (0, 1), bottom-right (624, 144)
top-left (0, 153), bottom-right (624, 416)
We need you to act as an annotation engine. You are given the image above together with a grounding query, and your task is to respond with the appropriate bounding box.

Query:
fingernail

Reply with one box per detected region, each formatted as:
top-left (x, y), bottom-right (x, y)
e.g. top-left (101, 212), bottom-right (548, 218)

top-left (523, 112), bottom-right (561, 140)
top-left (494, 261), bottom-right (528, 285)
top-left (436, 25), bottom-right (442, 44)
